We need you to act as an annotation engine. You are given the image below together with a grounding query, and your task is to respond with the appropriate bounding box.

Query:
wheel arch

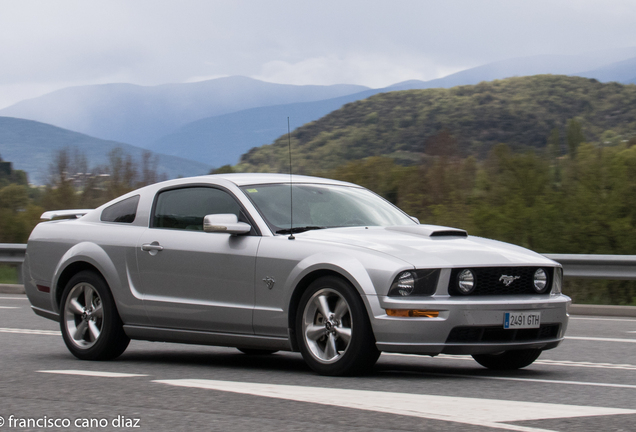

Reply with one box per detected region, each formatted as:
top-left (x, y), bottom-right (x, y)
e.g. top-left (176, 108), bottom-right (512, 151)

top-left (54, 261), bottom-right (105, 310)
top-left (287, 268), bottom-right (366, 352)
top-left (51, 242), bottom-right (122, 314)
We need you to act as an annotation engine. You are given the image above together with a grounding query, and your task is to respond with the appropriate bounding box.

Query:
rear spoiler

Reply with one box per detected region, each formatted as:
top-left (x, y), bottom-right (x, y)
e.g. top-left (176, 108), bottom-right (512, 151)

top-left (40, 209), bottom-right (93, 220)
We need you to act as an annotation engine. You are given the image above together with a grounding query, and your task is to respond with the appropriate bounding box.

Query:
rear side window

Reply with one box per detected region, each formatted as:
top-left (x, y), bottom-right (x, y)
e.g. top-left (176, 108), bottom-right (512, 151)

top-left (101, 195), bottom-right (140, 223)
top-left (153, 187), bottom-right (242, 231)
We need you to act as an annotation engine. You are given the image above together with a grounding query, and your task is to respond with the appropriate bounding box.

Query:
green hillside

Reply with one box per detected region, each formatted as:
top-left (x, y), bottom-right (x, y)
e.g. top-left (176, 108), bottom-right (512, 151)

top-left (237, 75), bottom-right (636, 173)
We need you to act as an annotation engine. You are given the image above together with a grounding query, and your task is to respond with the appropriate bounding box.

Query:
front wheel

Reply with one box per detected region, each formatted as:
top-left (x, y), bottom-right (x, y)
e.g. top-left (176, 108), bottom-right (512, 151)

top-left (60, 271), bottom-right (130, 360)
top-left (296, 276), bottom-right (380, 376)
top-left (472, 349), bottom-right (542, 370)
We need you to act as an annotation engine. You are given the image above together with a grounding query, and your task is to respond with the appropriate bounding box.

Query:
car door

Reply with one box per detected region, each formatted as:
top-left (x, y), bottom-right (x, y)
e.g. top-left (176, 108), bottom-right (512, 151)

top-left (136, 186), bottom-right (260, 334)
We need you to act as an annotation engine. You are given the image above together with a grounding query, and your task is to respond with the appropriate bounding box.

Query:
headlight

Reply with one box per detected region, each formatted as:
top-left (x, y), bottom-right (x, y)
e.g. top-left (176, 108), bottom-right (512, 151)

top-left (395, 271), bottom-right (415, 296)
top-left (533, 268), bottom-right (548, 293)
top-left (551, 267), bottom-right (563, 295)
top-left (388, 269), bottom-right (440, 297)
top-left (457, 269), bottom-right (476, 294)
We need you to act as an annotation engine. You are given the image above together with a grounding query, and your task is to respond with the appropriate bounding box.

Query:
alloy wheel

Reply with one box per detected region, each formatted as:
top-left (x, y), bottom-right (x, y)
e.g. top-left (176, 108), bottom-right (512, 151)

top-left (64, 282), bottom-right (103, 349)
top-left (302, 288), bottom-right (352, 363)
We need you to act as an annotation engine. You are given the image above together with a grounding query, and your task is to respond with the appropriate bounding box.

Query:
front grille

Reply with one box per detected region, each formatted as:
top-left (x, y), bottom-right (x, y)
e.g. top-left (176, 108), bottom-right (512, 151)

top-left (446, 324), bottom-right (560, 343)
top-left (448, 267), bottom-right (553, 296)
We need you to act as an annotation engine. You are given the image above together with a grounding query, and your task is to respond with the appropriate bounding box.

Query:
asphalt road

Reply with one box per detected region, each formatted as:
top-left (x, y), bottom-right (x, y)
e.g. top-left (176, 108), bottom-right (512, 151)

top-left (1, 294), bottom-right (635, 432)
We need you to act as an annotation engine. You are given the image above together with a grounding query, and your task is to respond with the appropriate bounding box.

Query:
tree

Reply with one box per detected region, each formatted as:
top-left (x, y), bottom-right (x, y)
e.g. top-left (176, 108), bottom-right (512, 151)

top-left (566, 119), bottom-right (585, 158)
top-left (104, 148), bottom-right (137, 200)
top-left (547, 127), bottom-right (562, 185)
top-left (210, 165), bottom-right (235, 174)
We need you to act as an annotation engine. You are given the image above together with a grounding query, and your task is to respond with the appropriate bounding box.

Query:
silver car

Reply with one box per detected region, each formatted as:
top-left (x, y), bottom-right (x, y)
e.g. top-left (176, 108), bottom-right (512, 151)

top-left (23, 174), bottom-right (570, 375)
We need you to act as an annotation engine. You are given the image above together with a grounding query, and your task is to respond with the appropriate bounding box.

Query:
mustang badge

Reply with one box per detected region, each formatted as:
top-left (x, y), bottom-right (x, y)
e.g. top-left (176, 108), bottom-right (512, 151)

top-left (499, 275), bottom-right (521, 286)
top-left (262, 277), bottom-right (276, 290)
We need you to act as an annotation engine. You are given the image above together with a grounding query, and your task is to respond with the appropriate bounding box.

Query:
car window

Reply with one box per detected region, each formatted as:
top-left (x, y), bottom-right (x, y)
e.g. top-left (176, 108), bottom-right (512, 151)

top-left (153, 187), bottom-right (242, 231)
top-left (101, 195), bottom-right (140, 223)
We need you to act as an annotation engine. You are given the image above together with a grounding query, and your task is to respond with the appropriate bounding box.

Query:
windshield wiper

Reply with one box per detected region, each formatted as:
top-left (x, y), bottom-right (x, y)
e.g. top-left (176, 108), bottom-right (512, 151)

top-left (276, 226), bottom-right (327, 234)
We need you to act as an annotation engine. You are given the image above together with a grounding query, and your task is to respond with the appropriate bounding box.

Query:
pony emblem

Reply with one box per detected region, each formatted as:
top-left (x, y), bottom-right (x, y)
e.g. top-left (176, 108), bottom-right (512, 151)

top-left (262, 277), bottom-right (276, 290)
top-left (499, 275), bottom-right (521, 286)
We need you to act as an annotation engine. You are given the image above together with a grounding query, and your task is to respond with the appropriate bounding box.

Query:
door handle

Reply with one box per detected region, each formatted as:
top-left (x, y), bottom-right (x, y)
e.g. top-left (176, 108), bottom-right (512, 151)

top-left (141, 242), bottom-right (164, 252)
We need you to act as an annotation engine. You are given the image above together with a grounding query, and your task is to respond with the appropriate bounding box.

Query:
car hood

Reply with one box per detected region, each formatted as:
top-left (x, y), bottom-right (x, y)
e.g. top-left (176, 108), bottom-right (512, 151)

top-left (297, 225), bottom-right (556, 268)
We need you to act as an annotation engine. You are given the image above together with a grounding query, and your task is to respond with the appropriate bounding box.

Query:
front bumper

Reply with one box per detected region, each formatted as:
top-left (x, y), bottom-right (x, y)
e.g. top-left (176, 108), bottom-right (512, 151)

top-left (366, 293), bottom-right (570, 355)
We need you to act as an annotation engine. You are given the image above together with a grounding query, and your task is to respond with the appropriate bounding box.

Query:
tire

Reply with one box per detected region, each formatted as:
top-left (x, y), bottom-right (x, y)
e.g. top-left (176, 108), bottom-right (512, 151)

top-left (472, 349), bottom-right (542, 370)
top-left (295, 276), bottom-right (380, 376)
top-left (60, 270), bottom-right (130, 360)
top-left (237, 348), bottom-right (278, 355)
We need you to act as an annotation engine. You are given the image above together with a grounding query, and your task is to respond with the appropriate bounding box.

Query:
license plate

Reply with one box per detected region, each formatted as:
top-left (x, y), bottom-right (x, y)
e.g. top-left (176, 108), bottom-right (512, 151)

top-left (504, 311), bottom-right (541, 329)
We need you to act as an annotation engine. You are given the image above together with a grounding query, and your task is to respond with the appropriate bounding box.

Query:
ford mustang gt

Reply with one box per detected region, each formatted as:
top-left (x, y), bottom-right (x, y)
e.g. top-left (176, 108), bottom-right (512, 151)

top-left (23, 174), bottom-right (570, 375)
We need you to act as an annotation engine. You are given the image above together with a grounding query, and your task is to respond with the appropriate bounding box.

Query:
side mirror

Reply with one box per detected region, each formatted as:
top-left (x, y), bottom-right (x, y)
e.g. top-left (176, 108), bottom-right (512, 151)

top-left (410, 216), bottom-right (420, 224)
top-left (203, 214), bottom-right (251, 235)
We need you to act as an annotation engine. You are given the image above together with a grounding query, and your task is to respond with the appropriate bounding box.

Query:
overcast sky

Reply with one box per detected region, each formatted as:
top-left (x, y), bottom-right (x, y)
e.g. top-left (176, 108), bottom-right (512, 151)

top-left (1, 0), bottom-right (635, 108)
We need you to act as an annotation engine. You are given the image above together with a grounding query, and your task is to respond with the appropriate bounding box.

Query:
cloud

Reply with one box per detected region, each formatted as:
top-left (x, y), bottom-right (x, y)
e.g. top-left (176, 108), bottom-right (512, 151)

top-left (254, 55), bottom-right (468, 88)
top-left (0, 0), bottom-right (635, 107)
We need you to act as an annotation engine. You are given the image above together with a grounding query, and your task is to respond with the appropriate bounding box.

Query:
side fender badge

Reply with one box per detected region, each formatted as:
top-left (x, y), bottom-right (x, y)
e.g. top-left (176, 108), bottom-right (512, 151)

top-left (262, 277), bottom-right (275, 290)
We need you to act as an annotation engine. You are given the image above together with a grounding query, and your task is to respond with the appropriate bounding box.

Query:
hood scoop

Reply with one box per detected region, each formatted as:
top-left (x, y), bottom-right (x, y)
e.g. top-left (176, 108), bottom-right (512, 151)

top-left (386, 225), bottom-right (468, 238)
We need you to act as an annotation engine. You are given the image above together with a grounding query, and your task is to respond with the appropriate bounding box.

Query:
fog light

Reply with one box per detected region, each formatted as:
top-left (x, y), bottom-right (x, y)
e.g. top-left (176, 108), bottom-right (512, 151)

top-left (386, 309), bottom-right (439, 318)
top-left (457, 269), bottom-right (475, 294)
top-left (533, 268), bottom-right (548, 293)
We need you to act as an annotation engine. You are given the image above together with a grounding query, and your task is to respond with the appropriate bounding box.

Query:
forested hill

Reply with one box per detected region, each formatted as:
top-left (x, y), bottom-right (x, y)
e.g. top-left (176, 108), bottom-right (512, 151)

top-left (236, 75), bottom-right (636, 173)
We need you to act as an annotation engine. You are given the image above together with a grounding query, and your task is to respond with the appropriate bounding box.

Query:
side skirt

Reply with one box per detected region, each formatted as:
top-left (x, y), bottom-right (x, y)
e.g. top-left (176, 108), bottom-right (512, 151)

top-left (123, 325), bottom-right (293, 351)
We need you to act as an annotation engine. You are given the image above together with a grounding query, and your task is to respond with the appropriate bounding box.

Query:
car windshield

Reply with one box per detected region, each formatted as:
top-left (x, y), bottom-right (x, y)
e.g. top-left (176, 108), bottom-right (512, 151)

top-left (241, 183), bottom-right (416, 233)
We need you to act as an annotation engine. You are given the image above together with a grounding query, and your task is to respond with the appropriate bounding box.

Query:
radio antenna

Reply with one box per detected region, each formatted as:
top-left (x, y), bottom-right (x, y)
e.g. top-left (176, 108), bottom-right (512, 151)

top-left (287, 117), bottom-right (295, 240)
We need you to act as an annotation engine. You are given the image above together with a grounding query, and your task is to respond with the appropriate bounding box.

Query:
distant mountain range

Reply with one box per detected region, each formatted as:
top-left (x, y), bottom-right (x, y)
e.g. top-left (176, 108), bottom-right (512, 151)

top-left (146, 49), bottom-right (636, 167)
top-left (0, 77), bottom-right (368, 146)
top-left (0, 117), bottom-right (210, 185)
top-left (1, 48), bottom-right (635, 174)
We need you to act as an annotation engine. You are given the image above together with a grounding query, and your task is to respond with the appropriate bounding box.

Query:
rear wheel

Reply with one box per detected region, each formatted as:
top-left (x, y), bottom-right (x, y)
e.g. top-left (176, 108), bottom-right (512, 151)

top-left (296, 276), bottom-right (380, 376)
top-left (472, 349), bottom-right (542, 370)
top-left (60, 271), bottom-right (130, 360)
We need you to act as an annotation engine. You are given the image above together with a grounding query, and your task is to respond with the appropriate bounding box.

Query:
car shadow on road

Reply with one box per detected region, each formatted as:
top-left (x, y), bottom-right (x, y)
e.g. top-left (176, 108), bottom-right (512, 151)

top-left (115, 345), bottom-right (312, 374)
top-left (42, 341), bottom-right (560, 381)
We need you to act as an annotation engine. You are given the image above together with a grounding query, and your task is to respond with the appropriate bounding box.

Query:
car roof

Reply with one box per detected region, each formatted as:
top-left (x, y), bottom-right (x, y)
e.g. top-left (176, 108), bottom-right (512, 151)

top-left (203, 173), bottom-right (358, 187)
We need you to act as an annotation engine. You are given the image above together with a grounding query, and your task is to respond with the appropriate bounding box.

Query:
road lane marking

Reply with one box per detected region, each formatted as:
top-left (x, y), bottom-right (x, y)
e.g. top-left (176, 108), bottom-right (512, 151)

top-left (531, 359), bottom-right (636, 371)
top-left (434, 373), bottom-right (636, 390)
top-left (571, 317), bottom-right (636, 322)
top-left (38, 370), bottom-right (148, 378)
top-left (0, 327), bottom-right (61, 336)
top-left (385, 353), bottom-right (636, 370)
top-left (395, 370), bottom-right (636, 390)
top-left (0, 297), bottom-right (29, 300)
top-left (566, 336), bottom-right (636, 343)
top-left (0, 306), bottom-right (20, 309)
top-left (154, 379), bottom-right (636, 432)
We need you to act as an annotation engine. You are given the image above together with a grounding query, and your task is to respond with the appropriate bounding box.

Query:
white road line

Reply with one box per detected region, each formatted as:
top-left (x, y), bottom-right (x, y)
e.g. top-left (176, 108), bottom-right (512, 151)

top-left (0, 306), bottom-right (20, 309)
top-left (0, 296), bottom-right (28, 300)
top-left (154, 379), bottom-right (636, 432)
top-left (571, 317), bottom-right (636, 322)
top-left (567, 336), bottom-right (636, 343)
top-left (431, 373), bottom-right (636, 390)
top-left (385, 353), bottom-right (636, 371)
top-left (0, 327), bottom-right (60, 336)
top-left (532, 359), bottom-right (636, 371)
top-left (38, 370), bottom-right (148, 378)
